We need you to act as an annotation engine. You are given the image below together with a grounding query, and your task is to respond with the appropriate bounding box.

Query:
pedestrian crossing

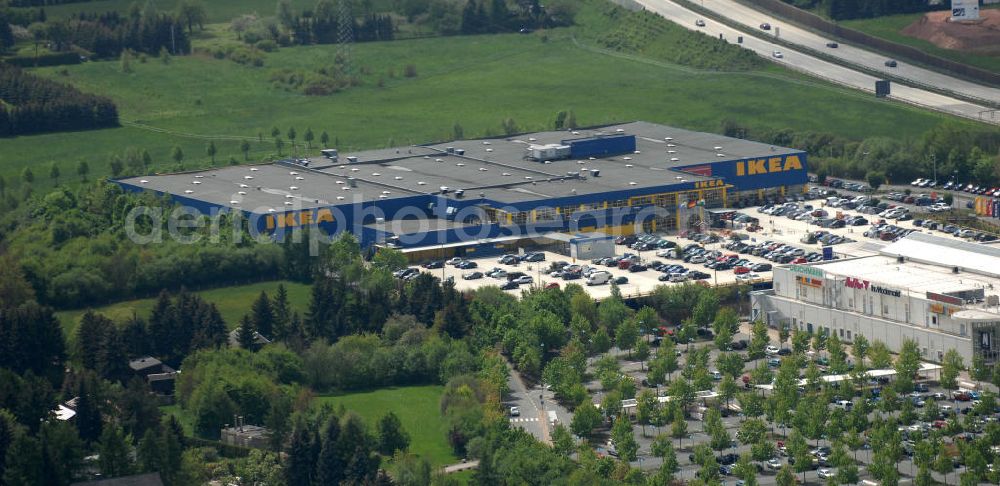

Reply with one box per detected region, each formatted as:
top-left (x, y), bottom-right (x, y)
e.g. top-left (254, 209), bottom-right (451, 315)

top-left (509, 417), bottom-right (539, 423)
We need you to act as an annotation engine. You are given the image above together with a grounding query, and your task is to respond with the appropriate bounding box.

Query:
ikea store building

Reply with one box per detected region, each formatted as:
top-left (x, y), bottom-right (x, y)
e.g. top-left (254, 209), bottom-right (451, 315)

top-left (117, 121), bottom-right (807, 260)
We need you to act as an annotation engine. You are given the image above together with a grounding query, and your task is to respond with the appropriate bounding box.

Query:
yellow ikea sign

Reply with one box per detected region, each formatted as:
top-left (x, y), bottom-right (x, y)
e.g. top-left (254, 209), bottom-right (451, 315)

top-left (265, 209), bottom-right (335, 229)
top-left (734, 155), bottom-right (803, 176)
top-left (694, 180), bottom-right (725, 189)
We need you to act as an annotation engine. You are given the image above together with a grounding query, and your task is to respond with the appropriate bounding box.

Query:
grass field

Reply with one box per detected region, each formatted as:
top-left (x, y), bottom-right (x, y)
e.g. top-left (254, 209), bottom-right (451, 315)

top-left (316, 385), bottom-right (457, 468)
top-left (56, 280), bottom-right (311, 343)
top-left (841, 12), bottom-right (1000, 74)
top-left (1, 19), bottom-right (965, 195)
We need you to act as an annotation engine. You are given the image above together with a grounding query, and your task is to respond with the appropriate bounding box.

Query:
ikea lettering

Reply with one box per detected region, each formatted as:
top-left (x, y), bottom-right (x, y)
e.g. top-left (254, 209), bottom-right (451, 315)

top-left (694, 179), bottom-right (725, 189)
top-left (734, 155), bottom-right (803, 177)
top-left (265, 209), bottom-right (335, 230)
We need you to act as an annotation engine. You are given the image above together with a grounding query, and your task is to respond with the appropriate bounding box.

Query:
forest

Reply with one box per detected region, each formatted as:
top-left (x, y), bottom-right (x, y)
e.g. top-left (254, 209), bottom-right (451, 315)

top-left (0, 65), bottom-right (118, 136)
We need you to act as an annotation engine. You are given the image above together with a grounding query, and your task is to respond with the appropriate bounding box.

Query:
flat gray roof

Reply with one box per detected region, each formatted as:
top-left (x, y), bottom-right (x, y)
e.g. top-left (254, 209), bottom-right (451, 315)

top-left (119, 121), bottom-right (799, 211)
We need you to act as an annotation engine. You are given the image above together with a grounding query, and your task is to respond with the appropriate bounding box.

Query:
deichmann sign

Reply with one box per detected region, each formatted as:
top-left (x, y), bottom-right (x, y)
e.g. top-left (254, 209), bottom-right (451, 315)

top-left (844, 277), bottom-right (902, 297)
top-left (788, 264), bottom-right (823, 278)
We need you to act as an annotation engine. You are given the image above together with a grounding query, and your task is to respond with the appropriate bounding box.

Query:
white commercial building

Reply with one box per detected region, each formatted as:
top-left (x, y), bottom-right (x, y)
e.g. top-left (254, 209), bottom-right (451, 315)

top-left (752, 232), bottom-right (1000, 365)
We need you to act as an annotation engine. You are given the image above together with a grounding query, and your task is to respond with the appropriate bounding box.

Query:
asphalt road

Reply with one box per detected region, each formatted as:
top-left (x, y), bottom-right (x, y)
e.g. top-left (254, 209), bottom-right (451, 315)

top-left (693, 0), bottom-right (1000, 107)
top-left (632, 0), bottom-right (1000, 126)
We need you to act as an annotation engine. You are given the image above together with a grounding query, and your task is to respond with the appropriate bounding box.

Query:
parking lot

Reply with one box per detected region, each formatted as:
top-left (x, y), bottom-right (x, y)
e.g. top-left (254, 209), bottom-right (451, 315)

top-left (397, 184), bottom-right (1000, 301)
top-left (584, 320), bottom-right (999, 482)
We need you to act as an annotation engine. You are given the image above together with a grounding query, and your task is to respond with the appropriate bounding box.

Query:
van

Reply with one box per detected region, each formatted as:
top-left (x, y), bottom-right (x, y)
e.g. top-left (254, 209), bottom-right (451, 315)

top-left (587, 271), bottom-right (612, 286)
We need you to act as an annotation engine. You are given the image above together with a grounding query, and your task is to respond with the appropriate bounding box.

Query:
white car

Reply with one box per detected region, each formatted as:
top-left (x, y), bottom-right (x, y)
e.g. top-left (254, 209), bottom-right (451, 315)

top-left (911, 178), bottom-right (926, 186)
top-left (510, 406), bottom-right (520, 417)
top-left (817, 469), bottom-right (833, 479)
top-left (512, 275), bottom-right (533, 285)
top-left (766, 345), bottom-right (780, 355)
top-left (772, 50), bottom-right (784, 59)
top-left (446, 257), bottom-right (463, 265)
top-left (766, 458), bottom-right (782, 470)
top-left (695, 19), bottom-right (706, 27)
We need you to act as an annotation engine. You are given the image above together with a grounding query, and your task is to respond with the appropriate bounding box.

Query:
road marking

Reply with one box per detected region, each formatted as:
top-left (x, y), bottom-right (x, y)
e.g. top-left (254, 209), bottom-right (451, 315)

top-left (509, 417), bottom-right (539, 423)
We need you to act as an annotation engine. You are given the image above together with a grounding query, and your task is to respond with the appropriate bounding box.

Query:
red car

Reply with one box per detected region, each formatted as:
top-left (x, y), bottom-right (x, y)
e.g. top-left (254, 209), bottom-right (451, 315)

top-left (953, 391), bottom-right (972, 401)
top-left (618, 260), bottom-right (631, 270)
top-left (932, 420), bottom-right (947, 429)
top-left (791, 257), bottom-right (807, 264)
top-left (545, 282), bottom-right (560, 290)
top-left (734, 266), bottom-right (750, 275)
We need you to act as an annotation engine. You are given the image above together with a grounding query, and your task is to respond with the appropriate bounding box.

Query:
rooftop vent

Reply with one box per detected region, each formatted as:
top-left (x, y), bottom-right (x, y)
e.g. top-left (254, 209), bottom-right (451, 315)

top-left (351, 168), bottom-right (359, 172)
top-left (455, 149), bottom-right (465, 155)
top-left (456, 163), bottom-right (465, 167)
top-left (347, 156), bottom-right (358, 163)
top-left (238, 191), bottom-right (247, 195)
top-left (483, 141), bottom-right (491, 145)
top-left (194, 175), bottom-right (204, 178)
top-left (250, 168), bottom-right (259, 171)
top-left (616, 128), bottom-right (625, 133)
top-left (572, 131), bottom-right (580, 135)
top-left (435, 158), bottom-right (443, 162)
top-left (670, 157), bottom-right (679, 162)
top-left (336, 180), bottom-right (345, 185)
top-left (714, 146), bottom-right (722, 150)
top-left (285, 195), bottom-right (294, 199)
top-left (267, 208), bottom-right (276, 213)
top-left (667, 143), bottom-right (676, 148)
top-left (626, 164), bottom-right (633, 168)
top-left (290, 186), bottom-right (298, 190)
top-left (284, 202), bottom-right (293, 205)
top-left (479, 168), bottom-right (488, 172)
top-left (289, 171), bottom-right (299, 175)
top-left (623, 156), bottom-right (632, 161)
top-left (486, 148), bottom-right (493, 153)
top-left (230, 200), bottom-right (240, 205)
top-left (394, 176), bottom-right (403, 180)
top-left (629, 182), bottom-right (637, 186)
top-left (296, 176), bottom-right (305, 180)
top-left (184, 190), bottom-right (194, 194)
top-left (716, 153), bottom-right (725, 157)
top-left (418, 181), bottom-right (427, 185)
top-left (240, 184), bottom-right (248, 188)
top-left (455, 190), bottom-right (465, 198)
top-left (382, 191), bottom-right (391, 195)
top-left (440, 186), bottom-right (450, 193)
top-left (192, 181), bottom-right (201, 185)
top-left (337, 196), bottom-right (345, 200)
top-left (528, 137), bottom-right (537, 142)
top-left (371, 172), bottom-right (381, 176)
top-left (140, 179), bottom-right (148, 184)
top-left (591, 169), bottom-right (601, 177)
top-left (664, 137), bottom-right (673, 141)
top-left (502, 172), bottom-right (511, 176)
top-left (244, 176), bottom-right (253, 180)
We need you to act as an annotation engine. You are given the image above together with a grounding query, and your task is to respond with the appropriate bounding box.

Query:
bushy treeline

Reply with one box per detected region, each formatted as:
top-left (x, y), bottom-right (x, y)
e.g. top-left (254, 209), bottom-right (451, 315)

top-left (0, 65), bottom-right (118, 136)
top-left (5, 0), bottom-right (92, 6)
top-left (782, 0), bottom-right (945, 20)
top-left (2, 183), bottom-right (288, 309)
top-left (55, 9), bottom-right (192, 57)
top-left (725, 120), bottom-right (1000, 188)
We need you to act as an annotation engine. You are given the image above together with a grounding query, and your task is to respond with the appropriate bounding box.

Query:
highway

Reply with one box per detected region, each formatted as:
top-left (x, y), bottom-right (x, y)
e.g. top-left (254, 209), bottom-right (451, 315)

top-left (632, 0), bottom-right (1000, 125)
top-left (695, 0), bottom-right (1000, 105)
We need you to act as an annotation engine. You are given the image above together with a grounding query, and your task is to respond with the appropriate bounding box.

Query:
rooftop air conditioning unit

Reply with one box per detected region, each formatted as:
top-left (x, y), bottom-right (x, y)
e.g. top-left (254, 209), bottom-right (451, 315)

top-left (347, 156), bottom-right (358, 163)
top-left (348, 178), bottom-right (357, 188)
top-left (455, 190), bottom-right (465, 198)
top-left (987, 295), bottom-right (999, 306)
top-left (455, 149), bottom-right (465, 155)
top-left (591, 169), bottom-right (601, 177)
top-left (440, 186), bottom-right (450, 193)
top-left (446, 147), bottom-right (455, 154)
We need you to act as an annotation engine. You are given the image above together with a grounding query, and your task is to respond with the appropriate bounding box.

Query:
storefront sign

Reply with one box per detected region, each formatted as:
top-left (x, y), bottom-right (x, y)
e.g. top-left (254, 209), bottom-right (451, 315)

top-left (789, 264), bottom-right (823, 278)
top-left (929, 303), bottom-right (957, 316)
top-left (795, 275), bottom-right (822, 288)
top-left (844, 277), bottom-right (901, 297)
top-left (927, 291), bottom-right (963, 306)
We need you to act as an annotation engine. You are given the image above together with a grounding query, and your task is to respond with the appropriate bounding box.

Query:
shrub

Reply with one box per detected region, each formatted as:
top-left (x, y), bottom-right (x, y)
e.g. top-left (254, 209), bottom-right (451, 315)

top-left (255, 39), bottom-right (277, 52)
top-left (403, 64), bottom-right (417, 78)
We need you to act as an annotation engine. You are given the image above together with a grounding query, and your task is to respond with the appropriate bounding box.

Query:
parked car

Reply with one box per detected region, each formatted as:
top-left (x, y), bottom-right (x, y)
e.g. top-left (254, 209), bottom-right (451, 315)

top-left (825, 42), bottom-right (838, 48)
top-left (695, 19), bottom-right (706, 27)
top-left (772, 50), bottom-right (784, 59)
top-left (462, 271), bottom-right (483, 280)
top-left (885, 59), bottom-right (897, 67)
top-left (760, 22), bottom-right (771, 30)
